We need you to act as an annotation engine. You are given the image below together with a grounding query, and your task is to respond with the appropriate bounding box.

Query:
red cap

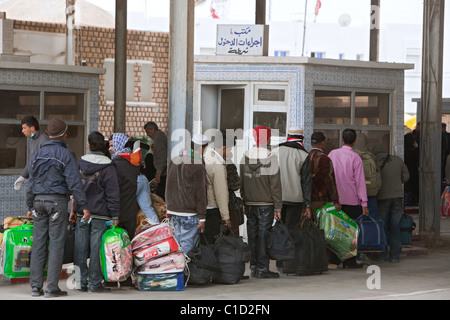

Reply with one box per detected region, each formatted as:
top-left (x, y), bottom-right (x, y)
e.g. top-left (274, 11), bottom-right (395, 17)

top-left (253, 126), bottom-right (271, 146)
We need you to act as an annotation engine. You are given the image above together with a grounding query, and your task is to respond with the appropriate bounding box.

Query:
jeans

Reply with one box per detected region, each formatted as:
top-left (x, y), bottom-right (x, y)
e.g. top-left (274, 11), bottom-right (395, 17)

top-left (30, 195), bottom-right (69, 293)
top-left (377, 198), bottom-right (404, 260)
top-left (74, 218), bottom-right (108, 289)
top-left (247, 205), bottom-right (274, 271)
top-left (172, 215), bottom-right (199, 254)
top-left (136, 174), bottom-right (159, 224)
top-left (358, 196), bottom-right (378, 220)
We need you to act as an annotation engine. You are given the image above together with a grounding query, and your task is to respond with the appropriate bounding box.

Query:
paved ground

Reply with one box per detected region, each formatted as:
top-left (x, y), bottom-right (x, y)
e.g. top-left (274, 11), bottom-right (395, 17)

top-left (1, 214), bottom-right (449, 303)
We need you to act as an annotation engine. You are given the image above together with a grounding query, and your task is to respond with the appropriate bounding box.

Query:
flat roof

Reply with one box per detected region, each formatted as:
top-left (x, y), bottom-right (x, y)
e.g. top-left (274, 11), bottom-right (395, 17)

top-left (195, 55), bottom-right (414, 71)
top-left (0, 60), bottom-right (105, 75)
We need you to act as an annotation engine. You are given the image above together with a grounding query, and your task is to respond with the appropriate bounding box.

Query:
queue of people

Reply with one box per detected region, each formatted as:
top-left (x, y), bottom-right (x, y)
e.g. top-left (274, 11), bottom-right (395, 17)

top-left (16, 115), bottom-right (412, 297)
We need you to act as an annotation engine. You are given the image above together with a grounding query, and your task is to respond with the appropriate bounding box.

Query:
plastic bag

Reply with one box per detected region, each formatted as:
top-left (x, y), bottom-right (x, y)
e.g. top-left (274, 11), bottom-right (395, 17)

top-left (133, 237), bottom-right (180, 267)
top-left (137, 251), bottom-right (186, 274)
top-left (0, 224), bottom-right (34, 278)
top-left (131, 219), bottom-right (173, 252)
top-left (315, 203), bottom-right (359, 261)
top-left (135, 272), bottom-right (184, 291)
top-left (100, 226), bottom-right (132, 282)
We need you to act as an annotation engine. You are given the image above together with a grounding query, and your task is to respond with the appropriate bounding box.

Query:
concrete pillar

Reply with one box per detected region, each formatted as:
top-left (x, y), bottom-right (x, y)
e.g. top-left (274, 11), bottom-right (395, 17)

top-left (65, 0), bottom-right (75, 65)
top-left (369, 0), bottom-right (380, 62)
top-left (168, 0), bottom-right (195, 158)
top-left (114, 0), bottom-right (127, 134)
top-left (419, 0), bottom-right (445, 244)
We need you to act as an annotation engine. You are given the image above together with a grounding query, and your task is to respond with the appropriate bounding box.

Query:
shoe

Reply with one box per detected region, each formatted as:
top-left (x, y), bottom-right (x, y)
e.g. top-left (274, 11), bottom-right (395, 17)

top-left (88, 286), bottom-right (112, 293)
top-left (250, 265), bottom-right (257, 278)
top-left (77, 286), bottom-right (88, 292)
top-left (31, 287), bottom-right (43, 297)
top-left (390, 257), bottom-right (400, 263)
top-left (356, 254), bottom-right (371, 265)
top-left (44, 290), bottom-right (68, 298)
top-left (256, 269), bottom-right (280, 279)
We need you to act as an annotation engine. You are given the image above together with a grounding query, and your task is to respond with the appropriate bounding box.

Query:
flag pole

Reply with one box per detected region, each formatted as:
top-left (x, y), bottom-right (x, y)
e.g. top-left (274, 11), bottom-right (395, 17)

top-left (301, 0), bottom-right (307, 57)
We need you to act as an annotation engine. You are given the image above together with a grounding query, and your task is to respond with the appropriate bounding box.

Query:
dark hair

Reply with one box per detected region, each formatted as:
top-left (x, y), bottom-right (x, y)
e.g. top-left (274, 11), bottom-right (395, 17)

top-left (144, 121), bottom-right (158, 130)
top-left (311, 131), bottom-right (326, 144)
top-left (213, 130), bottom-right (236, 149)
top-left (342, 128), bottom-right (357, 145)
top-left (21, 116), bottom-right (40, 131)
top-left (88, 131), bottom-right (106, 152)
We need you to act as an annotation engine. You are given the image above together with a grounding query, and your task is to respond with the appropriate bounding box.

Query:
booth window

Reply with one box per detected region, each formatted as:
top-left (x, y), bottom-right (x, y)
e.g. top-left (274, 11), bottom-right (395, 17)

top-left (0, 88), bottom-right (87, 174)
top-left (314, 88), bottom-right (392, 153)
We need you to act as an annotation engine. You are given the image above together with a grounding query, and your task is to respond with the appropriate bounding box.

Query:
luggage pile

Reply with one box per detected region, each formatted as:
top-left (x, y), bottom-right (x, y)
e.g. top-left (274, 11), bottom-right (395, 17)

top-left (131, 219), bottom-right (185, 291)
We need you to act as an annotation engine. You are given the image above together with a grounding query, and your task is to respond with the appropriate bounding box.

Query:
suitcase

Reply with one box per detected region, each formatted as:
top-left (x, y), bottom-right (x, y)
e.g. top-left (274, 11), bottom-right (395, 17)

top-left (355, 215), bottom-right (386, 253)
top-left (0, 224), bottom-right (34, 278)
top-left (400, 214), bottom-right (416, 245)
top-left (135, 272), bottom-right (184, 291)
top-left (282, 218), bottom-right (328, 276)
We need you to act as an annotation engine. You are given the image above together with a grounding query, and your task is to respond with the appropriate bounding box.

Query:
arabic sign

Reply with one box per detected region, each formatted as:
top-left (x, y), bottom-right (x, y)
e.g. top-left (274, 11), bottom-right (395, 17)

top-left (216, 24), bottom-right (269, 56)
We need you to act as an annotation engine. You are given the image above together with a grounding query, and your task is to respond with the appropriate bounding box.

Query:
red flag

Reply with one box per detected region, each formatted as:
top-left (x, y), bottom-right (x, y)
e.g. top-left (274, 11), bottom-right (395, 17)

top-left (315, 0), bottom-right (322, 16)
top-left (211, 7), bottom-right (220, 19)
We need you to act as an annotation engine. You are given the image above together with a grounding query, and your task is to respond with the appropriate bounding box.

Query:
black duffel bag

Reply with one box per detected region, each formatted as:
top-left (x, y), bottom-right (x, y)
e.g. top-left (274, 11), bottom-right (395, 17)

top-left (267, 220), bottom-right (295, 261)
top-left (283, 217), bottom-right (328, 276)
top-left (186, 233), bottom-right (219, 285)
top-left (212, 227), bottom-right (251, 284)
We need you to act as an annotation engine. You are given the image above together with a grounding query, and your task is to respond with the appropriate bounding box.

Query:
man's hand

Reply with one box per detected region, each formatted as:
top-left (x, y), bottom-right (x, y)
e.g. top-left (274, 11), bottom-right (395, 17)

top-left (274, 211), bottom-right (282, 220)
top-left (81, 209), bottom-right (91, 223)
top-left (223, 219), bottom-right (232, 228)
top-left (303, 207), bottom-right (312, 219)
top-left (27, 210), bottom-right (33, 219)
top-left (155, 173), bottom-right (161, 184)
top-left (69, 211), bottom-right (77, 224)
top-left (362, 206), bottom-right (370, 217)
top-left (198, 221), bottom-right (205, 233)
top-left (335, 203), bottom-right (342, 212)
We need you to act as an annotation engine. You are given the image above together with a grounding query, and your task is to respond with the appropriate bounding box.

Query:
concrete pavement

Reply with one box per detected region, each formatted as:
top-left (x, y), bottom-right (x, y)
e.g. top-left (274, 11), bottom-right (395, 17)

top-left (1, 213), bottom-right (449, 301)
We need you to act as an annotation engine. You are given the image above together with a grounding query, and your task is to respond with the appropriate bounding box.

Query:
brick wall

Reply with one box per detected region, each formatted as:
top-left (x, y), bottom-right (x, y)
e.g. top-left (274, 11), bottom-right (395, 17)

top-left (14, 20), bottom-right (169, 139)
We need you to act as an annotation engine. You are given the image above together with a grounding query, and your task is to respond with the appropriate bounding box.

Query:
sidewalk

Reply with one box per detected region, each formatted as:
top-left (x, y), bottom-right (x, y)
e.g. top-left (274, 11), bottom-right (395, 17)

top-left (1, 211), bottom-right (449, 300)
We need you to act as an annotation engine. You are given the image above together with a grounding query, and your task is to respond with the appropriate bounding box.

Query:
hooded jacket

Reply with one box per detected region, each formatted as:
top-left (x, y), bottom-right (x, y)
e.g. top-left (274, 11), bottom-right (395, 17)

top-left (240, 146), bottom-right (282, 211)
top-left (74, 152), bottom-right (120, 220)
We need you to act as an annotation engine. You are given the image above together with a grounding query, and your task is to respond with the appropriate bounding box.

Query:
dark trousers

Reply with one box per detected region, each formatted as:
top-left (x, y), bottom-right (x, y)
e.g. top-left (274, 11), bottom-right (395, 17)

top-left (30, 195), bottom-right (69, 293)
top-left (281, 203), bottom-right (304, 228)
top-left (340, 204), bottom-right (362, 267)
top-left (247, 205), bottom-right (274, 271)
top-left (203, 208), bottom-right (222, 245)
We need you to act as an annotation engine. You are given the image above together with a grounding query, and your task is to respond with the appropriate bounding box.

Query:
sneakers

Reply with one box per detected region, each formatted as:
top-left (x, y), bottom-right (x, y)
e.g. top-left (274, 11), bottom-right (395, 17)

top-left (31, 287), bottom-right (43, 297)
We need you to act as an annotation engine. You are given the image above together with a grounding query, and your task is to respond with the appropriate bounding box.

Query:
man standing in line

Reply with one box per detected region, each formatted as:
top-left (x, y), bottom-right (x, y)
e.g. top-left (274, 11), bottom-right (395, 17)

top-left (166, 134), bottom-right (208, 254)
top-left (310, 131), bottom-right (342, 268)
top-left (328, 128), bottom-right (369, 268)
top-left (274, 126), bottom-right (312, 228)
top-left (70, 131), bottom-right (120, 293)
top-left (144, 122), bottom-right (168, 200)
top-left (240, 126), bottom-right (282, 279)
top-left (14, 116), bottom-right (49, 190)
top-left (27, 118), bottom-right (90, 298)
top-left (203, 130), bottom-right (232, 244)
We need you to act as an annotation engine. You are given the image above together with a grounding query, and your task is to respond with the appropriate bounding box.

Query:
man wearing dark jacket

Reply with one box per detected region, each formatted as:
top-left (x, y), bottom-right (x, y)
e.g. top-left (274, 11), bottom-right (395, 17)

top-left (26, 118), bottom-right (90, 298)
top-left (109, 133), bottom-right (141, 239)
top-left (70, 131), bottom-right (120, 293)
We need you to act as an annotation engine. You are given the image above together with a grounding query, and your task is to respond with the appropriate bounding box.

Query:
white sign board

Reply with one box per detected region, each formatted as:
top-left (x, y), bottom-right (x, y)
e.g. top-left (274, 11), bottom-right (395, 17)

top-left (216, 24), bottom-right (268, 56)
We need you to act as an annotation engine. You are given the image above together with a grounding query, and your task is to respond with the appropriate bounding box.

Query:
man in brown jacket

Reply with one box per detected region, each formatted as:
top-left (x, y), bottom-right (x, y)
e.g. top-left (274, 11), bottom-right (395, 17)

top-left (166, 135), bottom-right (208, 254)
top-left (240, 126), bottom-right (282, 279)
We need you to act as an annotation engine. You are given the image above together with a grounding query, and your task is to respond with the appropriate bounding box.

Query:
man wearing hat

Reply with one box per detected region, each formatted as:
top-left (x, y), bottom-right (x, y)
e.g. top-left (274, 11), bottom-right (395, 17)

top-left (240, 126), bottom-right (282, 278)
top-left (26, 118), bottom-right (90, 298)
top-left (274, 126), bottom-right (312, 227)
top-left (166, 133), bottom-right (208, 254)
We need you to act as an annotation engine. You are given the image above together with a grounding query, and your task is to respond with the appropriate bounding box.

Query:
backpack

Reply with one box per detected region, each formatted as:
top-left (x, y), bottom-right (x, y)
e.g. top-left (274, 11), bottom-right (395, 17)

top-left (355, 150), bottom-right (381, 197)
